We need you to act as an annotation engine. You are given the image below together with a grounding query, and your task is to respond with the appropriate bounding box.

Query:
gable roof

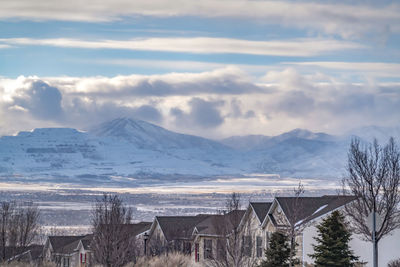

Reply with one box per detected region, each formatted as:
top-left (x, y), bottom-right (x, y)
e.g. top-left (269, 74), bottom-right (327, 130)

top-left (48, 235), bottom-right (87, 254)
top-left (250, 202), bottom-right (272, 223)
top-left (5, 245), bottom-right (44, 262)
top-left (155, 215), bottom-right (210, 241)
top-left (124, 222), bottom-right (152, 236)
top-left (78, 234), bottom-right (94, 251)
top-left (194, 210), bottom-right (246, 236)
top-left (263, 195), bottom-right (356, 227)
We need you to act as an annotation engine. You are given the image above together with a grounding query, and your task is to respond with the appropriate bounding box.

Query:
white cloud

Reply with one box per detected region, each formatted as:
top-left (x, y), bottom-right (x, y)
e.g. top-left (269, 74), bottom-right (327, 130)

top-left (0, 37), bottom-right (364, 57)
top-left (285, 62), bottom-right (400, 78)
top-left (0, 68), bottom-right (399, 138)
top-left (0, 0), bottom-right (398, 38)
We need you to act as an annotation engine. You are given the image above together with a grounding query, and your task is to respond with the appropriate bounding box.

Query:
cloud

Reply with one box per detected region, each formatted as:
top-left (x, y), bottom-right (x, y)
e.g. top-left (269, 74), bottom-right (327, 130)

top-left (285, 62), bottom-right (400, 78)
top-left (0, 37), bottom-right (365, 57)
top-left (227, 99), bottom-right (255, 119)
top-left (275, 91), bottom-right (315, 117)
top-left (0, 0), bottom-right (398, 38)
top-left (12, 80), bottom-right (63, 120)
top-left (0, 69), bottom-right (399, 138)
top-left (45, 67), bottom-right (262, 97)
top-left (131, 105), bottom-right (162, 123)
top-left (171, 98), bottom-right (225, 129)
top-left (61, 97), bottom-right (164, 128)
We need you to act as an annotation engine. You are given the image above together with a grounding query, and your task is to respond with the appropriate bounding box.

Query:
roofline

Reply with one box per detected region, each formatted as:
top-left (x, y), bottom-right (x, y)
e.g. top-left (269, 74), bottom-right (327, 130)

top-left (237, 203), bottom-right (253, 231)
top-left (261, 198), bottom-right (290, 228)
top-left (192, 227), bottom-right (198, 236)
top-left (76, 239), bottom-right (92, 252)
top-left (136, 229), bottom-right (150, 237)
top-left (261, 196), bottom-right (357, 229)
top-left (149, 216), bottom-right (169, 242)
top-left (300, 198), bottom-right (356, 227)
top-left (45, 238), bottom-right (53, 253)
top-left (249, 202), bottom-right (272, 224)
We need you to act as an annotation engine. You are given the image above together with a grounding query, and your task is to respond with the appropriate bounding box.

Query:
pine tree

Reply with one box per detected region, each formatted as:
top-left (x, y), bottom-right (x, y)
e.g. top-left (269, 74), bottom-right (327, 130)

top-left (310, 210), bottom-right (359, 267)
top-left (258, 232), bottom-right (290, 267)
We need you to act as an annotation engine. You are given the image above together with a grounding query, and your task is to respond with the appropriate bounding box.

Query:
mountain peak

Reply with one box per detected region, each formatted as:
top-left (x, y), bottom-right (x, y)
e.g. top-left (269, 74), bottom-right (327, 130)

top-left (89, 117), bottom-right (229, 151)
top-left (90, 117), bottom-right (164, 139)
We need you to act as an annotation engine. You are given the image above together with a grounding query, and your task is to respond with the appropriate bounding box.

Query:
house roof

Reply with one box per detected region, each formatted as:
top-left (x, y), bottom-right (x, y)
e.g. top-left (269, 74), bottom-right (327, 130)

top-left (81, 239), bottom-right (91, 251)
top-left (250, 202), bottom-right (272, 223)
top-left (274, 195), bottom-right (356, 226)
top-left (155, 215), bottom-right (210, 241)
top-left (124, 222), bottom-right (152, 236)
top-left (4, 245), bottom-right (44, 262)
top-left (195, 210), bottom-right (246, 236)
top-left (48, 235), bottom-right (87, 254)
top-left (28, 245), bottom-right (44, 261)
top-left (77, 234), bottom-right (94, 251)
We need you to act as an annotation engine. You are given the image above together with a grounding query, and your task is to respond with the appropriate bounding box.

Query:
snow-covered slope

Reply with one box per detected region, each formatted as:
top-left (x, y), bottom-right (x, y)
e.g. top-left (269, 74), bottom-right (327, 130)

top-left (346, 125), bottom-right (400, 143)
top-left (91, 117), bottom-right (230, 151)
top-left (0, 118), bottom-right (398, 186)
top-left (0, 118), bottom-right (240, 184)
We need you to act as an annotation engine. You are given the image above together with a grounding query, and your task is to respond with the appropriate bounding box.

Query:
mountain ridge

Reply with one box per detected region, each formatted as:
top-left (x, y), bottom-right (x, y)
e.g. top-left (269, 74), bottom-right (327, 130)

top-left (0, 117), bottom-right (399, 186)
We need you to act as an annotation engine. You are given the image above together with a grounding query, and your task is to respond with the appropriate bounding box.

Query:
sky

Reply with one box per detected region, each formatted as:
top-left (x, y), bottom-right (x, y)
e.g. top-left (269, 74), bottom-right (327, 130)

top-left (0, 0), bottom-right (399, 139)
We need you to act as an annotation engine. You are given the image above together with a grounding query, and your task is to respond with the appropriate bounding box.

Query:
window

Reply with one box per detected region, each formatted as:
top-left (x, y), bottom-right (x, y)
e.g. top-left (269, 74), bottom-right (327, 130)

top-left (256, 236), bottom-right (263, 257)
top-left (204, 239), bottom-right (213, 259)
top-left (242, 236), bottom-right (252, 257)
top-left (195, 243), bottom-right (200, 262)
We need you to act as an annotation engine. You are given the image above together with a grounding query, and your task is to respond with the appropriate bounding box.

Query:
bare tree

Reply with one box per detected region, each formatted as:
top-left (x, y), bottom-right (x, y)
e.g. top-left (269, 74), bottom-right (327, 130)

top-left (284, 182), bottom-right (304, 267)
top-left (0, 202), bottom-right (14, 261)
top-left (16, 204), bottom-right (40, 248)
top-left (343, 138), bottom-right (400, 264)
top-left (91, 194), bottom-right (138, 267)
top-left (206, 193), bottom-right (256, 267)
top-left (0, 202), bottom-right (40, 262)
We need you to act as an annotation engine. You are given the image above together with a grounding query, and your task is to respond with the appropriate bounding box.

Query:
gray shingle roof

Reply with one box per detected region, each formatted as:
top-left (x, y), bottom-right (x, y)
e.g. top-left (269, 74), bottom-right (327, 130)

top-left (6, 245), bottom-right (44, 262)
top-left (194, 210), bottom-right (246, 236)
top-left (156, 215), bottom-right (210, 241)
top-left (49, 236), bottom-right (86, 254)
top-left (125, 222), bottom-right (152, 236)
top-left (250, 202), bottom-right (272, 223)
top-left (275, 195), bottom-right (356, 226)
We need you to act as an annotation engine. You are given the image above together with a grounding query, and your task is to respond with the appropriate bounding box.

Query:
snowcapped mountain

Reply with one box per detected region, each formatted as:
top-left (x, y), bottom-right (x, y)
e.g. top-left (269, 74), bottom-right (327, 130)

top-left (221, 129), bottom-right (336, 151)
top-left (0, 118), bottom-right (398, 186)
top-left (91, 117), bottom-right (230, 151)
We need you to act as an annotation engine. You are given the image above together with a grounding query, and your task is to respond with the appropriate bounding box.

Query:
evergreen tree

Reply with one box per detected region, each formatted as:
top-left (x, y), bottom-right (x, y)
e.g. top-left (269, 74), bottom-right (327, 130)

top-left (258, 232), bottom-right (290, 267)
top-left (310, 210), bottom-right (359, 267)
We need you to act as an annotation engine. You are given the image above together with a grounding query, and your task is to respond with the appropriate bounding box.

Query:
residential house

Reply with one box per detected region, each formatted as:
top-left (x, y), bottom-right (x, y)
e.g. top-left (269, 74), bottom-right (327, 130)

top-left (43, 234), bottom-right (93, 267)
top-left (146, 215), bottom-right (209, 256)
top-left (260, 195), bottom-right (358, 265)
top-left (191, 210), bottom-right (246, 264)
top-left (239, 202), bottom-right (272, 262)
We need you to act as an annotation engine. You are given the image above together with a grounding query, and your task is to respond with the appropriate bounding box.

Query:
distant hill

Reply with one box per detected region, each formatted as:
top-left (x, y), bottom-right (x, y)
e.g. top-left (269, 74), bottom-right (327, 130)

top-left (0, 117), bottom-right (398, 186)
